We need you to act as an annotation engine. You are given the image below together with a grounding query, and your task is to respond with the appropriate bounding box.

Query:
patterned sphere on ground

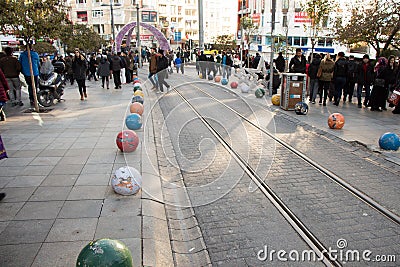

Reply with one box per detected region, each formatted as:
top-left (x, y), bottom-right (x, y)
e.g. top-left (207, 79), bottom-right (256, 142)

top-left (294, 102), bottom-right (309, 115)
top-left (271, 94), bottom-right (280, 105)
top-left (255, 88), bottom-right (265, 98)
top-left (133, 86), bottom-right (142, 93)
top-left (116, 130), bottom-right (139, 152)
top-left (133, 79), bottom-right (140, 83)
top-left (221, 78), bottom-right (228, 85)
top-left (230, 81), bottom-right (238, 89)
top-left (133, 90), bottom-right (144, 98)
top-left (125, 113), bottom-right (142, 130)
top-left (240, 83), bottom-right (250, 93)
top-left (214, 76), bottom-right (221, 82)
top-left (76, 238), bottom-right (133, 267)
top-left (131, 95), bottom-right (144, 104)
top-left (207, 74), bottom-right (213, 80)
top-left (133, 83), bottom-right (142, 92)
top-left (130, 102), bottom-right (144, 115)
top-left (111, 166), bottom-right (142, 195)
top-left (132, 75), bottom-right (138, 80)
top-left (328, 113), bottom-right (345, 129)
top-left (199, 73), bottom-right (203, 79)
top-left (379, 132), bottom-right (400, 151)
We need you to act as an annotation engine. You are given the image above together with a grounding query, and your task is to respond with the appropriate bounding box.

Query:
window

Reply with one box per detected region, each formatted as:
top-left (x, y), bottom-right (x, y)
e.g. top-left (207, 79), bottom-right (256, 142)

top-left (287, 36), bottom-right (293, 46)
top-left (293, 37), bottom-right (300, 46)
top-left (77, 11), bottom-right (88, 22)
top-left (282, 15), bottom-right (287, 27)
top-left (282, 0), bottom-right (289, 9)
top-left (322, 16), bottom-right (329, 28)
top-left (92, 10), bottom-right (103, 18)
top-left (318, 38), bottom-right (325, 46)
top-left (76, 0), bottom-right (86, 3)
top-left (325, 38), bottom-right (333, 47)
top-left (301, 37), bottom-right (308, 46)
top-left (265, 37), bottom-right (271, 46)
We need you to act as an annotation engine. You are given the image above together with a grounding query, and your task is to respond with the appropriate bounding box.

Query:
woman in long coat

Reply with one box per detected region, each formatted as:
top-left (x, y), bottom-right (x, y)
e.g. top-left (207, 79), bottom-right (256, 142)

top-left (318, 53), bottom-right (335, 106)
top-left (72, 49), bottom-right (88, 101)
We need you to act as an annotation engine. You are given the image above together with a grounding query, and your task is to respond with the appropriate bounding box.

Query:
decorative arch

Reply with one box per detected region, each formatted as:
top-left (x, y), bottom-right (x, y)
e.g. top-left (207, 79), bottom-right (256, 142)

top-left (115, 22), bottom-right (171, 52)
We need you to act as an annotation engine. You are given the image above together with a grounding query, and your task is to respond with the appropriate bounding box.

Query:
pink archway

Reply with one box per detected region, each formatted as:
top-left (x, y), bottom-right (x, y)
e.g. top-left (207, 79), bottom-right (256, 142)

top-left (115, 22), bottom-right (171, 52)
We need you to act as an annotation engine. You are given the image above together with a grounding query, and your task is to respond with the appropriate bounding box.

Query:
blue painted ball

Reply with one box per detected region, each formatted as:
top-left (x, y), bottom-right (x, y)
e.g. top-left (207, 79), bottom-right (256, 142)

top-left (379, 132), bottom-right (400, 151)
top-left (294, 102), bottom-right (309, 115)
top-left (131, 95), bottom-right (144, 104)
top-left (125, 113), bottom-right (142, 130)
top-left (221, 78), bottom-right (228, 85)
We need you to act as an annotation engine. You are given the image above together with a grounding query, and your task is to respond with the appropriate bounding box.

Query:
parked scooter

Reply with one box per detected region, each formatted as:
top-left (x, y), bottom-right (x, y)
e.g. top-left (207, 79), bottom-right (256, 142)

top-left (37, 61), bottom-right (65, 107)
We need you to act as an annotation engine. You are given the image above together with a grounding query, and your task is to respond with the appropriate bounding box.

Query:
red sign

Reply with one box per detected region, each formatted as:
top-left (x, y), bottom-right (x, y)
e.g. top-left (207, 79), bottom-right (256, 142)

top-left (294, 12), bottom-right (312, 24)
top-left (252, 13), bottom-right (261, 24)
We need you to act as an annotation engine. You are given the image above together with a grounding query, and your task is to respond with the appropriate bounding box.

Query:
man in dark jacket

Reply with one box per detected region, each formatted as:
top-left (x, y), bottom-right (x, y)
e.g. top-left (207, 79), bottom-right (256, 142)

top-left (110, 52), bottom-right (122, 89)
top-left (274, 52), bottom-right (286, 73)
top-left (252, 53), bottom-right (261, 69)
top-left (344, 55), bottom-right (358, 103)
top-left (156, 49), bottom-right (170, 93)
top-left (0, 47), bottom-right (22, 106)
top-left (307, 54), bottom-right (321, 103)
top-left (333, 51), bottom-right (348, 106)
top-left (356, 54), bottom-right (374, 108)
top-left (289, 48), bottom-right (306, 73)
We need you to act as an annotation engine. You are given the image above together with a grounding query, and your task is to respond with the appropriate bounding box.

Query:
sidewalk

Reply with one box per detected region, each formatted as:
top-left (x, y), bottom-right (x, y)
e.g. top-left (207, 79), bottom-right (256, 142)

top-left (0, 74), bottom-right (173, 266)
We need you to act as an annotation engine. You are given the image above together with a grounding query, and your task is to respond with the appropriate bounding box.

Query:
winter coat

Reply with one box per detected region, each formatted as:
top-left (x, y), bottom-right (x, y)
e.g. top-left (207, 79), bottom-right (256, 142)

top-left (149, 53), bottom-right (158, 74)
top-left (307, 57), bottom-right (321, 79)
top-left (356, 62), bottom-right (374, 85)
top-left (72, 55), bottom-right (88, 80)
top-left (346, 60), bottom-right (358, 82)
top-left (333, 57), bottom-right (348, 78)
top-left (157, 55), bottom-right (169, 72)
top-left (19, 50), bottom-right (40, 76)
top-left (0, 69), bottom-right (10, 102)
top-left (318, 59), bottom-right (335, 82)
top-left (289, 55), bottom-right (307, 74)
top-left (0, 55), bottom-right (22, 78)
top-left (89, 57), bottom-right (98, 72)
top-left (110, 55), bottom-right (122, 72)
top-left (252, 55), bottom-right (261, 69)
top-left (97, 58), bottom-right (111, 77)
top-left (382, 65), bottom-right (398, 88)
top-left (64, 58), bottom-right (73, 74)
top-left (275, 55), bottom-right (286, 73)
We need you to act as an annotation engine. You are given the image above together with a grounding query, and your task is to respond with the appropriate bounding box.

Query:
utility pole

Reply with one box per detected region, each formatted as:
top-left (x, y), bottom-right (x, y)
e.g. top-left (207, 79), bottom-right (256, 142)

top-left (240, 0), bottom-right (245, 63)
top-left (136, 2), bottom-right (141, 71)
top-left (198, 0), bottom-right (204, 51)
top-left (269, 0), bottom-right (276, 96)
top-left (110, 2), bottom-right (116, 52)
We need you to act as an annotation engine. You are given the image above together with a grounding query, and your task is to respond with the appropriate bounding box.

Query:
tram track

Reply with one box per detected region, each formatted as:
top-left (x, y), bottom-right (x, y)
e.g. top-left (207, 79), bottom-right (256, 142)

top-left (154, 78), bottom-right (400, 266)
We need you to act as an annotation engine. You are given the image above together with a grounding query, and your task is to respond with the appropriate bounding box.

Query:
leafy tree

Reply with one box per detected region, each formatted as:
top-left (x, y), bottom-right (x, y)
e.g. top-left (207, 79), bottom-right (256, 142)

top-left (0, 0), bottom-right (70, 112)
top-left (34, 41), bottom-right (57, 54)
top-left (61, 23), bottom-right (107, 54)
top-left (212, 35), bottom-right (236, 52)
top-left (240, 16), bottom-right (259, 66)
top-left (334, 0), bottom-right (400, 58)
top-left (302, 0), bottom-right (332, 62)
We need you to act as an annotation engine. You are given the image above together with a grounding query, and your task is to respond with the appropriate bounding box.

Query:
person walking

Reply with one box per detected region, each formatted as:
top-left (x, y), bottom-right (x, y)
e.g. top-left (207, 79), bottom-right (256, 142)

top-left (356, 54), bottom-right (374, 108)
top-left (156, 49), bottom-right (170, 93)
top-left (0, 68), bottom-right (10, 121)
top-left (307, 54), bottom-right (321, 104)
top-left (97, 56), bottom-right (111, 89)
top-left (88, 53), bottom-right (98, 81)
top-left (110, 52), bottom-right (123, 89)
top-left (289, 48), bottom-right (307, 74)
top-left (370, 57), bottom-right (388, 111)
top-left (275, 52), bottom-right (286, 73)
top-left (333, 52), bottom-right (348, 106)
top-left (64, 55), bottom-right (74, 85)
top-left (19, 44), bottom-right (40, 106)
top-left (72, 49), bottom-right (88, 100)
top-left (148, 47), bottom-right (158, 89)
top-left (343, 55), bottom-right (358, 103)
top-left (174, 53), bottom-right (184, 74)
top-left (318, 53), bottom-right (335, 106)
top-left (0, 47), bottom-right (22, 106)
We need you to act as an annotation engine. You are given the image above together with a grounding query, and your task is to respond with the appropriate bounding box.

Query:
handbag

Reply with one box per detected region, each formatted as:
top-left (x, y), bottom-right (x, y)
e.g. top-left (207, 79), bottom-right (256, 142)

top-left (317, 66), bottom-right (322, 78)
top-left (374, 78), bottom-right (385, 87)
top-left (388, 90), bottom-right (400, 106)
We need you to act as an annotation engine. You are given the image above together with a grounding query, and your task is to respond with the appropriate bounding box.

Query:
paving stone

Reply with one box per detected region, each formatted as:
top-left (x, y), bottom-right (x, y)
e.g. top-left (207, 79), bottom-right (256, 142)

top-left (0, 187), bottom-right (36, 202)
top-left (0, 219), bottom-right (54, 245)
top-left (67, 185), bottom-right (107, 200)
top-left (100, 197), bottom-right (141, 217)
top-left (142, 238), bottom-right (174, 267)
top-left (50, 164), bottom-right (84, 175)
top-left (0, 243), bottom-right (41, 267)
top-left (58, 200), bottom-right (103, 218)
top-left (45, 218), bottom-right (97, 242)
top-left (142, 215), bottom-right (170, 242)
top-left (142, 198), bottom-right (166, 220)
top-left (41, 174), bottom-right (78, 187)
top-left (32, 240), bottom-right (89, 267)
top-left (95, 216), bottom-right (141, 239)
top-left (14, 201), bottom-right (64, 220)
top-left (29, 186), bottom-right (72, 201)
top-left (75, 173), bottom-right (110, 186)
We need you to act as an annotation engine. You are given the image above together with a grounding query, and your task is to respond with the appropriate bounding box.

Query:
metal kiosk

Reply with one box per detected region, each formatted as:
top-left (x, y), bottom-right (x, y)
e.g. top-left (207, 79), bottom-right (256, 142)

top-left (280, 73), bottom-right (307, 110)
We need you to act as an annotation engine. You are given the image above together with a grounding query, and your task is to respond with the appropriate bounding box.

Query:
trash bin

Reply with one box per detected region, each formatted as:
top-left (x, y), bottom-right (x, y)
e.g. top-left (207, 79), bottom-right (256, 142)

top-left (280, 73), bottom-right (306, 111)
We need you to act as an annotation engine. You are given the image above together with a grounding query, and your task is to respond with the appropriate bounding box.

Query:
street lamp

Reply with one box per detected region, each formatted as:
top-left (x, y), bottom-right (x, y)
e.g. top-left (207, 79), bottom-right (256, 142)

top-left (101, 1), bottom-right (121, 52)
top-left (133, 0), bottom-right (141, 69)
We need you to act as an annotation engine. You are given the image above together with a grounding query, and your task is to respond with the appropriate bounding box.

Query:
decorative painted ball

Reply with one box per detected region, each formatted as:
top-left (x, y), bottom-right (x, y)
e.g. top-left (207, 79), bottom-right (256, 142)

top-left (379, 132), bottom-right (400, 151)
top-left (130, 102), bottom-right (144, 115)
top-left (271, 94), bottom-right (280, 106)
top-left (133, 90), bottom-right (144, 98)
top-left (221, 78), bottom-right (228, 85)
top-left (111, 166), bottom-right (142, 195)
top-left (255, 88), bottom-right (265, 98)
top-left (230, 81), bottom-right (238, 89)
top-left (208, 74), bottom-right (213, 80)
top-left (294, 102), bottom-right (309, 115)
top-left (76, 238), bottom-right (133, 267)
top-left (116, 130), bottom-right (139, 152)
top-left (328, 113), bottom-right (345, 129)
top-left (125, 113), bottom-right (142, 130)
top-left (240, 83), bottom-right (250, 93)
top-left (214, 76), bottom-right (221, 82)
top-left (133, 83), bottom-right (142, 92)
top-left (131, 95), bottom-right (144, 104)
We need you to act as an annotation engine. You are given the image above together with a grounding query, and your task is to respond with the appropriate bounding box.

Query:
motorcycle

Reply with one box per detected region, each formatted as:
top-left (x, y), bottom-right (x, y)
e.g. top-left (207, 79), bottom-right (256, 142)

top-left (37, 61), bottom-right (65, 107)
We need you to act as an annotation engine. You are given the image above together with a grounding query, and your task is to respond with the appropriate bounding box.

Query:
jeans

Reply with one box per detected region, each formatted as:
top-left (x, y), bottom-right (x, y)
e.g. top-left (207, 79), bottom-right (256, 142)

top-left (357, 83), bottom-right (371, 105)
top-left (157, 71), bottom-right (169, 92)
top-left (24, 75), bottom-right (38, 103)
top-left (148, 72), bottom-right (158, 88)
top-left (113, 70), bottom-right (121, 88)
top-left (334, 76), bottom-right (346, 104)
top-left (309, 79), bottom-right (319, 102)
top-left (76, 79), bottom-right (86, 96)
top-left (222, 65), bottom-right (231, 79)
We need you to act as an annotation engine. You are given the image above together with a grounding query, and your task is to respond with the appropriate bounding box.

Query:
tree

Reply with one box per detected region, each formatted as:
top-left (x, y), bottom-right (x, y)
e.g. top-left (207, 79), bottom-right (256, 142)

top-left (334, 0), bottom-right (400, 58)
top-left (241, 16), bottom-right (259, 66)
top-left (61, 23), bottom-right (106, 54)
top-left (212, 35), bottom-right (236, 52)
top-left (302, 0), bottom-right (332, 62)
top-left (0, 0), bottom-right (70, 112)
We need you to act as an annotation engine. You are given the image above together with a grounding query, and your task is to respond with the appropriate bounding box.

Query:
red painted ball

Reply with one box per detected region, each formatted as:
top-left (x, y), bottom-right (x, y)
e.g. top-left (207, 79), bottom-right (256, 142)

top-left (116, 130), bottom-right (139, 152)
